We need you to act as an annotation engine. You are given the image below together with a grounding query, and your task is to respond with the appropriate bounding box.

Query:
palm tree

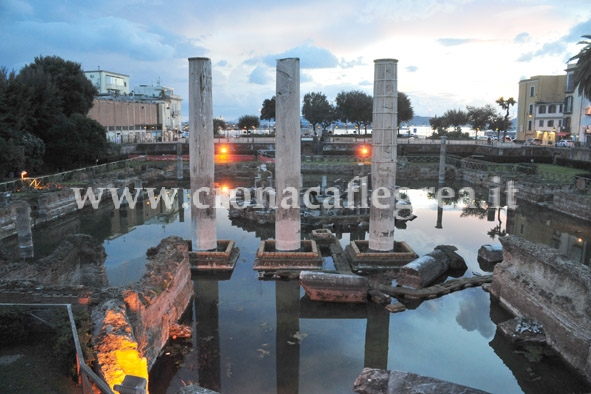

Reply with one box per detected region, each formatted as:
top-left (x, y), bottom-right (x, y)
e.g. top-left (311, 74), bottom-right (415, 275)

top-left (569, 35), bottom-right (591, 101)
top-left (495, 97), bottom-right (516, 141)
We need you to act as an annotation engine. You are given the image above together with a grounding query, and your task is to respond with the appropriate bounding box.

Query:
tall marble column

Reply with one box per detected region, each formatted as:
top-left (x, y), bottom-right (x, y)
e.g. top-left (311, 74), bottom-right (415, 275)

top-left (369, 59), bottom-right (398, 251)
top-left (438, 136), bottom-right (447, 184)
top-left (189, 57), bottom-right (217, 251)
top-left (275, 58), bottom-right (301, 251)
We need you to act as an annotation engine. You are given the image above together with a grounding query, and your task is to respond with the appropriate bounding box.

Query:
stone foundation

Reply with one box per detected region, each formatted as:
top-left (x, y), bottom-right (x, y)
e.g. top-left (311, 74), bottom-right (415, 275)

top-left (491, 235), bottom-right (591, 383)
top-left (92, 236), bottom-right (194, 390)
top-left (188, 239), bottom-right (239, 271)
top-left (253, 240), bottom-right (323, 271)
top-left (345, 240), bottom-right (418, 271)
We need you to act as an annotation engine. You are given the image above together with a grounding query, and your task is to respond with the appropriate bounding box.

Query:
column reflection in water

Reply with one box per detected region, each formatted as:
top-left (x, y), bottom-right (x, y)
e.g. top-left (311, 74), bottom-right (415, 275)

top-left (364, 295), bottom-right (390, 369)
top-left (275, 280), bottom-right (300, 394)
top-left (195, 279), bottom-right (222, 392)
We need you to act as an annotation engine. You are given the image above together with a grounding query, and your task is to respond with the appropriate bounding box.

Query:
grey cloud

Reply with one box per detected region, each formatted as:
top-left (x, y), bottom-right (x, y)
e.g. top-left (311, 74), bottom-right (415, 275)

top-left (249, 66), bottom-right (271, 85)
top-left (517, 17), bottom-right (591, 63)
top-left (262, 44), bottom-right (339, 69)
top-left (438, 38), bottom-right (472, 46)
top-left (514, 32), bottom-right (530, 44)
top-left (339, 56), bottom-right (365, 68)
top-left (406, 65), bottom-right (418, 72)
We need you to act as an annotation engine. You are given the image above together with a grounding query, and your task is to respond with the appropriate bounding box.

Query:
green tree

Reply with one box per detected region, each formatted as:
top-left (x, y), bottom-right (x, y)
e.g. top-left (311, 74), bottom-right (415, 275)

top-left (237, 115), bottom-right (260, 133)
top-left (466, 104), bottom-right (497, 139)
top-left (44, 113), bottom-right (109, 169)
top-left (335, 90), bottom-right (373, 134)
top-left (260, 96), bottom-right (276, 122)
top-left (429, 109), bottom-right (470, 139)
top-left (495, 96), bottom-right (516, 141)
top-left (213, 118), bottom-right (226, 136)
top-left (302, 92), bottom-right (336, 135)
top-left (569, 35), bottom-right (591, 101)
top-left (24, 56), bottom-right (97, 117)
top-left (0, 56), bottom-right (110, 174)
top-left (397, 92), bottom-right (414, 127)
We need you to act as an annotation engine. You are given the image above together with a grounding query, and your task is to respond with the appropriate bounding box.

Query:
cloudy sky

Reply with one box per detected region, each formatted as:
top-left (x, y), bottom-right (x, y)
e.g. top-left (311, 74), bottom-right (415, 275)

top-left (1, 0), bottom-right (589, 122)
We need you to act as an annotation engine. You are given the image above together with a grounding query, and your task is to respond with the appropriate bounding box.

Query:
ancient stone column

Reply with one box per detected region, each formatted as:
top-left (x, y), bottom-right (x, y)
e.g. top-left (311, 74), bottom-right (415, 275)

top-left (275, 58), bottom-right (301, 251)
top-left (369, 59), bottom-right (398, 251)
top-left (438, 136), bottom-right (447, 184)
top-left (15, 202), bottom-right (33, 259)
top-left (189, 57), bottom-right (217, 251)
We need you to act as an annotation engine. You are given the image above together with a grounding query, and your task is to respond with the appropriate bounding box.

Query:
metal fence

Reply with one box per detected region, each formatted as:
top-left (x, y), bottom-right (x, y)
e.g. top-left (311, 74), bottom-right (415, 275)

top-left (0, 157), bottom-right (146, 193)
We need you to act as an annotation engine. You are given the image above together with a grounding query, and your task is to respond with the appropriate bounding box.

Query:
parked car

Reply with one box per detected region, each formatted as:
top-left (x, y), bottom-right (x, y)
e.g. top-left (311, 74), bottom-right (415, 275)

top-left (525, 138), bottom-right (542, 146)
top-left (556, 140), bottom-right (574, 147)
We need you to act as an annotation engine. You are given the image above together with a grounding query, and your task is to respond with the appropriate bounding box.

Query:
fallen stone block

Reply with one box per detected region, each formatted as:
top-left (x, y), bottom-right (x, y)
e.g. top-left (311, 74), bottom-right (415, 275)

top-left (397, 245), bottom-right (466, 289)
top-left (353, 367), bottom-right (490, 394)
top-left (478, 244), bottom-right (503, 264)
top-left (387, 370), bottom-right (490, 394)
top-left (300, 271), bottom-right (368, 303)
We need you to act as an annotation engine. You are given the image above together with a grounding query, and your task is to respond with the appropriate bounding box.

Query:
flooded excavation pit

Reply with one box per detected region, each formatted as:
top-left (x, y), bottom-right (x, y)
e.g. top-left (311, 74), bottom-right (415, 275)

top-left (345, 240), bottom-right (418, 271)
top-left (187, 240), bottom-right (239, 272)
top-left (253, 239), bottom-right (323, 271)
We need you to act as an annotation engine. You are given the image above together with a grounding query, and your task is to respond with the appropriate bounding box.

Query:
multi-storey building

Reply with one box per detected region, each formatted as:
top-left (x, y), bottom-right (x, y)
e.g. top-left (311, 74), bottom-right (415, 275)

top-left (516, 75), bottom-right (566, 145)
top-left (565, 63), bottom-right (591, 145)
top-left (84, 69), bottom-right (130, 95)
top-left (85, 71), bottom-right (182, 143)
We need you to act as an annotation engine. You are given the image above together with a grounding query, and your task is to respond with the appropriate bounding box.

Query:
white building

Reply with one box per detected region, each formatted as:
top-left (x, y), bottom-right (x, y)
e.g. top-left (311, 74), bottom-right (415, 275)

top-left (131, 82), bottom-right (183, 142)
top-left (85, 70), bottom-right (183, 143)
top-left (565, 63), bottom-right (591, 145)
top-left (84, 69), bottom-right (130, 95)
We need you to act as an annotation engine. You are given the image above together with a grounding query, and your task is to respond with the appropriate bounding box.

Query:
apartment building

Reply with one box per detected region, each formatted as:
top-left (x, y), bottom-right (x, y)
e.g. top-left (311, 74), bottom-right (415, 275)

top-left (84, 69), bottom-right (130, 95)
top-left (516, 75), bottom-right (566, 145)
top-left (565, 63), bottom-right (591, 145)
top-left (85, 71), bottom-right (182, 143)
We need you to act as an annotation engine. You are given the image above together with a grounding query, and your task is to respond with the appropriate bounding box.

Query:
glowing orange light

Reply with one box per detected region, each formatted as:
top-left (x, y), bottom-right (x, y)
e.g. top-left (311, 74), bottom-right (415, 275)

top-left (21, 171), bottom-right (27, 180)
top-left (220, 146), bottom-right (228, 154)
top-left (221, 185), bottom-right (229, 194)
top-left (360, 146), bottom-right (369, 156)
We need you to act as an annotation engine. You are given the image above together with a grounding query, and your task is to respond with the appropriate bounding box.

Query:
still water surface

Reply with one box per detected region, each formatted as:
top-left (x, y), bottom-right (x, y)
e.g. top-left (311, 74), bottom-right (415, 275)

top-left (16, 179), bottom-right (591, 394)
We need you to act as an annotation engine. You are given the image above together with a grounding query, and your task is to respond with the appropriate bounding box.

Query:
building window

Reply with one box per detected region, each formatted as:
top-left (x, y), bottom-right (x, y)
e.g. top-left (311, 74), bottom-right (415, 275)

top-left (528, 104), bottom-right (533, 115)
top-left (539, 120), bottom-right (544, 127)
top-left (548, 105), bottom-right (556, 113)
top-left (538, 105), bottom-right (546, 114)
top-left (530, 86), bottom-right (535, 97)
top-left (558, 120), bottom-right (562, 128)
top-left (528, 120), bottom-right (532, 131)
top-left (548, 120), bottom-right (554, 127)
top-left (559, 104), bottom-right (563, 113)
top-left (565, 96), bottom-right (573, 113)
top-left (566, 73), bottom-right (575, 92)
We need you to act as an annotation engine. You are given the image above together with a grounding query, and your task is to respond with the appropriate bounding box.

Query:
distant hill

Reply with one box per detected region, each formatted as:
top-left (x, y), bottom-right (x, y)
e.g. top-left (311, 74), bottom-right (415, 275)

top-left (403, 116), bottom-right (432, 126)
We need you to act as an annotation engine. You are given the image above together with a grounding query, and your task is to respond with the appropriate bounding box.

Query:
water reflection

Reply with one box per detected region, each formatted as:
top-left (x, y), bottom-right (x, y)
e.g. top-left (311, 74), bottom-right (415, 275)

top-left (3, 180), bottom-right (591, 393)
top-left (455, 289), bottom-right (496, 339)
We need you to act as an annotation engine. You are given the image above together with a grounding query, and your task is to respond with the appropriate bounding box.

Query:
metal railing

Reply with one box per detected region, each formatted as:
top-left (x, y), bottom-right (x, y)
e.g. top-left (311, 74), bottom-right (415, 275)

top-left (0, 303), bottom-right (115, 394)
top-left (0, 157), bottom-right (146, 193)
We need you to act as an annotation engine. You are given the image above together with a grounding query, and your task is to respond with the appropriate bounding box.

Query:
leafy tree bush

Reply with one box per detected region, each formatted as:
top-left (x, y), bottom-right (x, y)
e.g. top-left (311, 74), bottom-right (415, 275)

top-left (0, 55), bottom-right (110, 177)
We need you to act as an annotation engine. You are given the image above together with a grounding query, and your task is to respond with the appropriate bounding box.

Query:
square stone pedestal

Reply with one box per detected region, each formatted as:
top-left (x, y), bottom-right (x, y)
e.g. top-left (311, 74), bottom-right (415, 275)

top-left (188, 240), bottom-right (239, 272)
top-left (345, 240), bottom-right (418, 271)
top-left (253, 240), bottom-right (323, 271)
